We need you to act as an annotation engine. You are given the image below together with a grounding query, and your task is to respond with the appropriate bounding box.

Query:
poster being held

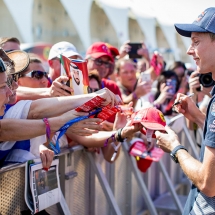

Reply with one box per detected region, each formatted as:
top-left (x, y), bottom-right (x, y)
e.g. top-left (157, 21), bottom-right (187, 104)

top-left (60, 55), bottom-right (89, 95)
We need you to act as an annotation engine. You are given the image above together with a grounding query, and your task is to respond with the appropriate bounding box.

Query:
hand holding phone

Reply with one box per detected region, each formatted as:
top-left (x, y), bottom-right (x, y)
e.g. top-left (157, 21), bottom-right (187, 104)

top-left (128, 43), bottom-right (142, 59)
top-left (140, 73), bottom-right (151, 82)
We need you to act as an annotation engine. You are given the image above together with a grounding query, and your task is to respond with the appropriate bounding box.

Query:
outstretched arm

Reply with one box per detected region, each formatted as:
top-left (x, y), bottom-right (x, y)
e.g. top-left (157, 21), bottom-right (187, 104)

top-left (28, 88), bottom-right (118, 119)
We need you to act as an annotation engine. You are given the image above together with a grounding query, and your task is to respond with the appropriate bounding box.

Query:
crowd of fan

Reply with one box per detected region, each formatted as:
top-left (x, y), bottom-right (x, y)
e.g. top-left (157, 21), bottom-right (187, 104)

top-left (0, 37), bottom-right (210, 170)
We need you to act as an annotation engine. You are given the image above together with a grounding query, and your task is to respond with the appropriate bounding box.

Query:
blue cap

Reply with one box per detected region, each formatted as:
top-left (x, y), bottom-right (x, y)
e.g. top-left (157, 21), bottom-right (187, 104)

top-left (174, 7), bottom-right (215, 37)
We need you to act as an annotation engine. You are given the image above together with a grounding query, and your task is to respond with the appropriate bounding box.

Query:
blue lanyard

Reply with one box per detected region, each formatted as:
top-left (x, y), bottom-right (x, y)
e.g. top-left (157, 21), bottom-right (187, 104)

top-left (55, 108), bottom-right (102, 154)
top-left (101, 81), bottom-right (105, 89)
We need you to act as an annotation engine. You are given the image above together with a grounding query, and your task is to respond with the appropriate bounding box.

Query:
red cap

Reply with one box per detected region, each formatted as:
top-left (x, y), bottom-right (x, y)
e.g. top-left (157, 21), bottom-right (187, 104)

top-left (130, 107), bottom-right (166, 131)
top-left (86, 42), bottom-right (114, 62)
top-left (105, 43), bottom-right (119, 57)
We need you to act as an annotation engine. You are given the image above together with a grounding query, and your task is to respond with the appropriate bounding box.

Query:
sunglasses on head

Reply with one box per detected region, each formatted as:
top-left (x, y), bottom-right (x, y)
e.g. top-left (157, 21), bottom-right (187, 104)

top-left (20, 70), bottom-right (48, 80)
top-left (0, 58), bottom-right (6, 72)
top-left (90, 58), bottom-right (110, 68)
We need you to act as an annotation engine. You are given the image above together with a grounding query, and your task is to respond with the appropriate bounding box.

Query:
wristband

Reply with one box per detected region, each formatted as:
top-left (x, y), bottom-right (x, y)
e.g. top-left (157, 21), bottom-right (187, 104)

top-left (43, 118), bottom-right (59, 154)
top-left (132, 92), bottom-right (138, 100)
top-left (104, 133), bottom-right (116, 147)
top-left (43, 118), bottom-right (51, 140)
top-left (116, 128), bottom-right (125, 142)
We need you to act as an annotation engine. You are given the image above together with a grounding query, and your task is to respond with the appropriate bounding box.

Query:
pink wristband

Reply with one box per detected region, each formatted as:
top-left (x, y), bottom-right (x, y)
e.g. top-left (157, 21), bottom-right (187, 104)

top-left (43, 118), bottom-right (51, 141)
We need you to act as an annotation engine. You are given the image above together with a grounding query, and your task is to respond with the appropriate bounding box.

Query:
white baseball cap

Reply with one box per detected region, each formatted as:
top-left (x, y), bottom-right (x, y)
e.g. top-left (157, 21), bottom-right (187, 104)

top-left (48, 41), bottom-right (81, 60)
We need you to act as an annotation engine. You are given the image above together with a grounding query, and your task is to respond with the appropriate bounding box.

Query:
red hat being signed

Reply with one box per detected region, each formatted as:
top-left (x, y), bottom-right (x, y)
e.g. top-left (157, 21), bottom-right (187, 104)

top-left (131, 107), bottom-right (166, 131)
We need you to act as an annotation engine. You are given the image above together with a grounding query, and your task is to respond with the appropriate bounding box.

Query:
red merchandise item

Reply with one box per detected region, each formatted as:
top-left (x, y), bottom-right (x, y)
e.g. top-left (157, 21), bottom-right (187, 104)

top-left (129, 138), bottom-right (164, 172)
top-left (101, 78), bottom-right (122, 123)
top-left (86, 42), bottom-right (113, 62)
top-left (130, 107), bottom-right (166, 136)
top-left (150, 52), bottom-right (163, 76)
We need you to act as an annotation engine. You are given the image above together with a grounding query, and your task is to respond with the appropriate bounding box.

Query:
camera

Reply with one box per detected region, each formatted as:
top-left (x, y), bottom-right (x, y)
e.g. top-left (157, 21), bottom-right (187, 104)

top-left (199, 72), bottom-right (215, 88)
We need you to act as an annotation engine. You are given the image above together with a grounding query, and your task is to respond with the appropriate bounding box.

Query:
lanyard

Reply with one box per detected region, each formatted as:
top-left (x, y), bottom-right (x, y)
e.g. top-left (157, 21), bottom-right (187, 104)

top-left (55, 108), bottom-right (102, 154)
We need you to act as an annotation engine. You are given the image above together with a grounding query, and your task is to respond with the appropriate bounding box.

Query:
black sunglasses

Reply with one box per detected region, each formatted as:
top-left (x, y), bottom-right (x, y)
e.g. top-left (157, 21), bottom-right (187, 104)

top-left (90, 58), bottom-right (110, 68)
top-left (0, 58), bottom-right (6, 72)
top-left (20, 70), bottom-right (48, 80)
top-left (89, 87), bottom-right (100, 93)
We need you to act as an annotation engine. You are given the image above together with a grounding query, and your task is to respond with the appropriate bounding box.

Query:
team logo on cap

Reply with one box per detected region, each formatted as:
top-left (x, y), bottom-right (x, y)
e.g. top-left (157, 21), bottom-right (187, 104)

top-left (195, 10), bottom-right (207, 22)
top-left (102, 45), bottom-right (108, 53)
top-left (210, 102), bottom-right (215, 116)
top-left (159, 112), bottom-right (165, 122)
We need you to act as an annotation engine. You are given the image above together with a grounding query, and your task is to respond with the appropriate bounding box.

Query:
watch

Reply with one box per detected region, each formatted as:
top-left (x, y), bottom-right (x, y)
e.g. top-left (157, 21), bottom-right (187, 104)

top-left (170, 145), bottom-right (188, 163)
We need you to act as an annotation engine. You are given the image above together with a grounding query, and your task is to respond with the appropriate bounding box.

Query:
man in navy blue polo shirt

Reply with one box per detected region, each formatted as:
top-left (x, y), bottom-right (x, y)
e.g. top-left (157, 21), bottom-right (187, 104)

top-left (155, 7), bottom-right (215, 214)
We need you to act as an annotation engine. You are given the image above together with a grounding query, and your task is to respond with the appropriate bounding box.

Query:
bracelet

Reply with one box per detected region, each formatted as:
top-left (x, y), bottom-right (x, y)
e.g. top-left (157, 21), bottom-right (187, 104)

top-left (116, 128), bottom-right (125, 142)
top-left (43, 118), bottom-right (51, 141)
top-left (132, 92), bottom-right (138, 100)
top-left (43, 118), bottom-right (59, 154)
top-left (104, 133), bottom-right (116, 147)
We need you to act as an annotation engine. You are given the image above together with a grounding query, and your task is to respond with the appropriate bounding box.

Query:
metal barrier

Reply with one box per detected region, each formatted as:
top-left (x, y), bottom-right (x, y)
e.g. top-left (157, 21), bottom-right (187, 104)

top-left (0, 115), bottom-right (201, 215)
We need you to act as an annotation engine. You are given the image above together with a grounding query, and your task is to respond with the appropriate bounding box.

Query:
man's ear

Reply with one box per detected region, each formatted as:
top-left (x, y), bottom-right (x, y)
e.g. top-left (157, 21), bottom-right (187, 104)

top-left (48, 59), bottom-right (53, 67)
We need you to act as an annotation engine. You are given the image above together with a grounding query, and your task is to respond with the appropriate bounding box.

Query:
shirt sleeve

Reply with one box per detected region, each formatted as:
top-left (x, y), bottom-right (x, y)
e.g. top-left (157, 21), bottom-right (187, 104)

top-left (4, 100), bottom-right (32, 119)
top-left (204, 97), bottom-right (215, 148)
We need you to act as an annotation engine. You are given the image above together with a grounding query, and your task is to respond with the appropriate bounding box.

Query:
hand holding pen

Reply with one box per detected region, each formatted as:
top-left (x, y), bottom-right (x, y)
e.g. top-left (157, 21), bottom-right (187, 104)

top-left (172, 93), bottom-right (195, 107)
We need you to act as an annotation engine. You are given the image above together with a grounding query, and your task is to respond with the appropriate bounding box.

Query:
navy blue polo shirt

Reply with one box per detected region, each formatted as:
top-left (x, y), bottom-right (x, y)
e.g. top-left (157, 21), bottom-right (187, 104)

top-left (183, 87), bottom-right (215, 215)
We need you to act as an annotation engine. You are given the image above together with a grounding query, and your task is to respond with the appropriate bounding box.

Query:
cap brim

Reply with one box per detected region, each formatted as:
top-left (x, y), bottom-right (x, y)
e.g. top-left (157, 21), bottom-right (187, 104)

top-left (90, 52), bottom-right (114, 62)
top-left (174, 23), bottom-right (208, 37)
top-left (62, 51), bottom-right (82, 59)
top-left (140, 122), bottom-right (166, 131)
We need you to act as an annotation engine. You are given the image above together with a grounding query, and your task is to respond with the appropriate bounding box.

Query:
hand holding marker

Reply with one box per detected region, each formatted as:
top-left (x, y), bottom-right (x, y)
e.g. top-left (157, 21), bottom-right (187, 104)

top-left (172, 93), bottom-right (194, 107)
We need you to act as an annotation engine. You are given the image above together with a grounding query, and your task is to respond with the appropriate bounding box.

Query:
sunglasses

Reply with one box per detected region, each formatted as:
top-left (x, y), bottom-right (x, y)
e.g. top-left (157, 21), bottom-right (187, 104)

top-left (89, 87), bottom-right (100, 93)
top-left (20, 70), bottom-right (48, 80)
top-left (0, 58), bottom-right (6, 72)
top-left (90, 58), bottom-right (110, 68)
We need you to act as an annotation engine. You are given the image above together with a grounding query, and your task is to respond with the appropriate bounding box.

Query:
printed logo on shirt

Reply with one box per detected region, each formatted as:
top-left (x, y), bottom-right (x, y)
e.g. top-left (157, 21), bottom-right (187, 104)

top-left (210, 102), bottom-right (215, 116)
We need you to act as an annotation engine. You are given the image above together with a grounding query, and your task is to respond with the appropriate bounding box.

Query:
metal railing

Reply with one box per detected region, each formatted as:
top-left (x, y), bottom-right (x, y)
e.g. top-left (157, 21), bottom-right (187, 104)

top-left (0, 115), bottom-right (201, 215)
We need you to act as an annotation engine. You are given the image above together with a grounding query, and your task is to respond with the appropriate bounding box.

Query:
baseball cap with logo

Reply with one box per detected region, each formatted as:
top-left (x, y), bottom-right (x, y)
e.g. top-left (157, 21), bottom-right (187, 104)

top-left (130, 107), bottom-right (166, 133)
top-left (48, 41), bottom-right (81, 60)
top-left (175, 7), bottom-right (215, 37)
top-left (86, 42), bottom-right (113, 62)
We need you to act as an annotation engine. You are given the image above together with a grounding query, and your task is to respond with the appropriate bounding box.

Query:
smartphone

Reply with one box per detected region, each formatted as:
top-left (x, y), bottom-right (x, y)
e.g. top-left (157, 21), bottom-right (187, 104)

top-left (166, 79), bottom-right (177, 94)
top-left (128, 43), bottom-right (142, 59)
top-left (141, 73), bottom-right (151, 82)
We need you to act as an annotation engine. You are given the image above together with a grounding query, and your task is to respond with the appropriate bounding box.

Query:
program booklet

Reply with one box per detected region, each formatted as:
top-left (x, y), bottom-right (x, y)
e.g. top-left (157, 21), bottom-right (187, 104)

top-left (75, 93), bottom-right (121, 121)
top-left (25, 159), bottom-right (61, 213)
top-left (60, 55), bottom-right (89, 95)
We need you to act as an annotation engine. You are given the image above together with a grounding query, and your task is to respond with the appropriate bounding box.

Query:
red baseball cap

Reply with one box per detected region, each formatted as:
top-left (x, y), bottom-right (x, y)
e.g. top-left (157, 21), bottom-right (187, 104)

top-left (105, 43), bottom-right (119, 57)
top-left (130, 107), bottom-right (166, 131)
top-left (86, 42), bottom-right (113, 62)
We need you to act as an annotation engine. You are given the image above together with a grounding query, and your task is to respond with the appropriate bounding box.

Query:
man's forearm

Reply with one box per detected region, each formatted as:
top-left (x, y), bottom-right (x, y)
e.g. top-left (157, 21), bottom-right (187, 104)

top-left (0, 117), bottom-right (66, 141)
top-left (66, 131), bottom-right (116, 147)
top-left (16, 86), bottom-right (50, 101)
top-left (0, 119), bottom-right (47, 141)
top-left (194, 111), bottom-right (205, 129)
top-left (28, 93), bottom-right (96, 119)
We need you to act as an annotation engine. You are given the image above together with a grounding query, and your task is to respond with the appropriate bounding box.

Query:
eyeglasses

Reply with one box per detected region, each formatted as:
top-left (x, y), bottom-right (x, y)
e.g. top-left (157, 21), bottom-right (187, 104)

top-left (0, 58), bottom-right (6, 72)
top-left (90, 58), bottom-right (110, 68)
top-left (20, 70), bottom-right (48, 80)
top-left (89, 87), bottom-right (100, 93)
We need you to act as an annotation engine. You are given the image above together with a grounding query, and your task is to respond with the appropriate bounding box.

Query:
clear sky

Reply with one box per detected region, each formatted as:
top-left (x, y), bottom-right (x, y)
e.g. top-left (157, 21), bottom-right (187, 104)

top-left (100, 0), bottom-right (214, 25)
